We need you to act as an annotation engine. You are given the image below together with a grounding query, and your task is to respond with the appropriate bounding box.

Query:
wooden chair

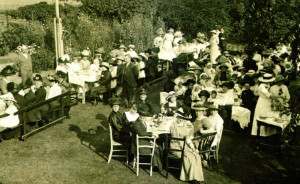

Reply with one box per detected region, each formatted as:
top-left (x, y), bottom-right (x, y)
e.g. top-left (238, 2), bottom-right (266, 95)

top-left (165, 135), bottom-right (186, 178)
top-left (210, 126), bottom-right (224, 163)
top-left (193, 132), bottom-right (217, 169)
top-left (133, 134), bottom-right (157, 176)
top-left (107, 124), bottom-right (128, 164)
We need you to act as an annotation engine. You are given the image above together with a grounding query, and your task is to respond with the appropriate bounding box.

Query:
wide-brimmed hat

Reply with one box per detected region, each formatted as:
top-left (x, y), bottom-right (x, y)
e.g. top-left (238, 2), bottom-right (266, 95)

top-left (33, 74), bottom-right (43, 81)
top-left (2, 95), bottom-right (16, 103)
top-left (138, 53), bottom-right (148, 61)
top-left (166, 91), bottom-right (177, 100)
top-left (81, 50), bottom-right (90, 57)
top-left (192, 103), bottom-right (207, 111)
top-left (219, 63), bottom-right (229, 69)
top-left (275, 75), bottom-right (285, 83)
top-left (258, 73), bottom-right (275, 83)
top-left (183, 79), bottom-right (196, 86)
top-left (197, 32), bottom-right (206, 39)
top-left (1, 65), bottom-right (16, 76)
top-left (210, 30), bottom-right (217, 34)
top-left (198, 90), bottom-right (210, 98)
top-left (108, 98), bottom-right (121, 106)
top-left (101, 62), bottom-right (110, 69)
top-left (174, 31), bottom-right (183, 37)
top-left (200, 73), bottom-right (208, 80)
top-left (246, 70), bottom-right (256, 76)
top-left (95, 47), bottom-right (105, 54)
top-left (119, 44), bottom-right (126, 49)
top-left (128, 45), bottom-right (135, 49)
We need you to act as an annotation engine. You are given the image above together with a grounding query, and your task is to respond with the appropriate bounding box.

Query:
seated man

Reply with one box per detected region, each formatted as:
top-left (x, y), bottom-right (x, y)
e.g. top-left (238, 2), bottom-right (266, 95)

top-left (136, 89), bottom-right (153, 117)
top-left (130, 106), bottom-right (165, 175)
top-left (108, 97), bottom-right (130, 147)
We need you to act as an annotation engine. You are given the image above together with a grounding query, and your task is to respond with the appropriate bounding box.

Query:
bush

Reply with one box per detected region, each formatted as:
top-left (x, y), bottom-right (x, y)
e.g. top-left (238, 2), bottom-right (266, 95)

top-left (31, 48), bottom-right (55, 72)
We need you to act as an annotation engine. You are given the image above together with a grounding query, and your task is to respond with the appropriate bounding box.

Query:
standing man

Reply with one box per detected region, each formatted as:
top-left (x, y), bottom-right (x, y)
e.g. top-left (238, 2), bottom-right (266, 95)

top-left (17, 45), bottom-right (33, 85)
top-left (121, 53), bottom-right (138, 107)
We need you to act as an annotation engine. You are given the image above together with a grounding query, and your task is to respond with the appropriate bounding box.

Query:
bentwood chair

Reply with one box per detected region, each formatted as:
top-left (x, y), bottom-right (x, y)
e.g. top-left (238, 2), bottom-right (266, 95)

top-left (165, 135), bottom-right (186, 178)
top-left (107, 123), bottom-right (128, 164)
top-left (194, 132), bottom-right (217, 170)
top-left (133, 134), bottom-right (157, 176)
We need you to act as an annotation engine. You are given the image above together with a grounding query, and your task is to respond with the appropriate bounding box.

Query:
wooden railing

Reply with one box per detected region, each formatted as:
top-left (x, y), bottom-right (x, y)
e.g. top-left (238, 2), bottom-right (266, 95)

top-left (0, 91), bottom-right (77, 140)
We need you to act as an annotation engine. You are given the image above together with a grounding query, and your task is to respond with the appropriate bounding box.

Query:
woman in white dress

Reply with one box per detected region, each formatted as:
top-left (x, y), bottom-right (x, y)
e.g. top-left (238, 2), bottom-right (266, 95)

top-left (153, 28), bottom-right (164, 48)
top-left (251, 73), bottom-right (279, 136)
top-left (158, 28), bottom-right (177, 61)
top-left (209, 30), bottom-right (221, 64)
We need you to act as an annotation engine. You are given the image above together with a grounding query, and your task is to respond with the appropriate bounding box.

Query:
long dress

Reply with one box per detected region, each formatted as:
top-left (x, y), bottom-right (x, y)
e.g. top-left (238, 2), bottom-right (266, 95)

top-left (209, 34), bottom-right (221, 64)
top-left (251, 84), bottom-right (277, 136)
top-left (170, 121), bottom-right (204, 182)
top-left (158, 33), bottom-right (177, 61)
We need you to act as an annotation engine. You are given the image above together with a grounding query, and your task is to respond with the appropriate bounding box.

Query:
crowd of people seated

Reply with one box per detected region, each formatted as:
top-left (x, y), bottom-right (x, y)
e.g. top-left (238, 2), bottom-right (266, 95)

top-left (1, 26), bottom-right (298, 183)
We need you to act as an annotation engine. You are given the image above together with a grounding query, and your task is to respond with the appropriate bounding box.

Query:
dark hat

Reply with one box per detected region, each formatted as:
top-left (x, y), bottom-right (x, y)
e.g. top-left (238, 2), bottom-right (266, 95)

top-left (198, 90), bottom-right (210, 98)
top-left (24, 78), bottom-right (33, 89)
top-left (192, 103), bottom-right (207, 111)
top-left (183, 79), bottom-right (196, 86)
top-left (219, 63), bottom-right (229, 69)
top-left (57, 71), bottom-right (67, 78)
top-left (108, 98), bottom-right (121, 106)
top-left (33, 74), bottom-right (43, 81)
top-left (1, 65), bottom-right (16, 76)
top-left (6, 82), bottom-right (15, 92)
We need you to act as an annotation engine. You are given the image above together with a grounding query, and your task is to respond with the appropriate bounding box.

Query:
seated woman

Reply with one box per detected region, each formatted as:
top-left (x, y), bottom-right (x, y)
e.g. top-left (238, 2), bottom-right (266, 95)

top-left (192, 105), bottom-right (208, 135)
top-left (0, 65), bottom-right (22, 95)
top-left (89, 62), bottom-right (112, 105)
top-left (192, 90), bottom-right (211, 108)
top-left (108, 97), bottom-right (131, 147)
top-left (122, 104), bottom-right (140, 135)
top-left (0, 97), bottom-right (19, 128)
top-left (170, 117), bottom-right (204, 183)
top-left (136, 89), bottom-right (153, 117)
top-left (163, 91), bottom-right (184, 117)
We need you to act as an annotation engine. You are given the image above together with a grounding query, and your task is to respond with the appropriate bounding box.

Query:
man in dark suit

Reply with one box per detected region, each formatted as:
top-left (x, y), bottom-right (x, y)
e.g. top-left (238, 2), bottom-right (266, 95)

top-left (121, 54), bottom-right (139, 107)
top-left (131, 115), bottom-right (164, 175)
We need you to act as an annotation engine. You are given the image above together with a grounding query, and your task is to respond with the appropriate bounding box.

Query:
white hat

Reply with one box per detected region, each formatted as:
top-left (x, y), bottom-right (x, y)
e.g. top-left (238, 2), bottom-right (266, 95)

top-left (128, 45), bottom-right (135, 49)
top-left (81, 50), bottom-right (90, 56)
top-left (168, 28), bottom-right (174, 33)
top-left (174, 31), bottom-right (183, 37)
top-left (166, 91), bottom-right (177, 100)
top-left (258, 73), bottom-right (275, 83)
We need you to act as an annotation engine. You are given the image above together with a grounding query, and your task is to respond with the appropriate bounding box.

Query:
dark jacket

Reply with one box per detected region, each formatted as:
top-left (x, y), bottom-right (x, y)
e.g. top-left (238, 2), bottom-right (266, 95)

top-left (131, 119), bottom-right (153, 154)
top-left (137, 100), bottom-right (153, 117)
top-left (122, 63), bottom-right (139, 88)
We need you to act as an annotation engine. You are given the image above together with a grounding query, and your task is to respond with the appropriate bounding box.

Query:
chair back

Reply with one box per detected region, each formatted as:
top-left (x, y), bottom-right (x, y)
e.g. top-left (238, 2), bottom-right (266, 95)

top-left (165, 135), bottom-right (186, 160)
top-left (136, 134), bottom-right (156, 156)
top-left (194, 132), bottom-right (217, 153)
top-left (109, 123), bottom-right (114, 143)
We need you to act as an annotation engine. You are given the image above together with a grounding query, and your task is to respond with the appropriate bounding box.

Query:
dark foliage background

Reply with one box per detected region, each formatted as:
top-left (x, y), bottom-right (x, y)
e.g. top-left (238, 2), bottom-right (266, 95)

top-left (0, 0), bottom-right (298, 71)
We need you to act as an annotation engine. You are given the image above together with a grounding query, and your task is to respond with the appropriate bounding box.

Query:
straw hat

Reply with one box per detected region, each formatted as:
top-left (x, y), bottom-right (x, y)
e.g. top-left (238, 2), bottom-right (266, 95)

top-left (95, 47), bottom-right (105, 54)
top-left (128, 45), bottom-right (135, 49)
top-left (81, 50), bottom-right (90, 57)
top-left (168, 28), bottom-right (174, 33)
top-left (174, 31), bottom-right (183, 37)
top-left (192, 104), bottom-right (207, 111)
top-left (119, 44), bottom-right (126, 49)
top-left (246, 70), bottom-right (256, 76)
top-left (258, 73), bottom-right (275, 83)
top-left (208, 104), bottom-right (218, 110)
top-left (116, 55), bottom-right (125, 61)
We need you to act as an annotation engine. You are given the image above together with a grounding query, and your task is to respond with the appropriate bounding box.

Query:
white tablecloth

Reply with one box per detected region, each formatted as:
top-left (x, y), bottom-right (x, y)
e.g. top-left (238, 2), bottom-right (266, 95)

top-left (231, 106), bottom-right (251, 129)
top-left (257, 112), bottom-right (291, 131)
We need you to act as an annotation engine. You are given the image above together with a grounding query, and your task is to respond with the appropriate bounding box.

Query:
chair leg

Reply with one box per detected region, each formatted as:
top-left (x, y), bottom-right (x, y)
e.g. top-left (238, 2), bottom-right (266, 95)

top-left (125, 150), bottom-right (128, 165)
top-left (136, 156), bottom-right (139, 176)
top-left (150, 165), bottom-right (153, 176)
top-left (166, 158), bottom-right (169, 178)
top-left (133, 155), bottom-right (136, 168)
top-left (216, 148), bottom-right (219, 164)
top-left (108, 148), bottom-right (113, 163)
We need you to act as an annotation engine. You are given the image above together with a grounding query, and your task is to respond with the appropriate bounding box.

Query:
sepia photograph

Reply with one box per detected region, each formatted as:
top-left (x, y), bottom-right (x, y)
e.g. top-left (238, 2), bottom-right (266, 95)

top-left (0, 0), bottom-right (299, 183)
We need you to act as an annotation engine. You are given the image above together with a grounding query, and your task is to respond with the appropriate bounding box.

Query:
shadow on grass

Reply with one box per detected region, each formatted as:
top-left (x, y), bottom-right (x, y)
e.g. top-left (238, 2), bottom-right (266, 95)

top-left (69, 113), bottom-right (111, 161)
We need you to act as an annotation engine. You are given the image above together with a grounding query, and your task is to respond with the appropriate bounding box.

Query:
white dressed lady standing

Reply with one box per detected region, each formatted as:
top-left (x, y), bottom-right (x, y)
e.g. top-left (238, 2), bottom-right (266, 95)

top-left (158, 28), bottom-right (177, 61)
top-left (209, 30), bottom-right (221, 64)
top-left (251, 73), bottom-right (278, 136)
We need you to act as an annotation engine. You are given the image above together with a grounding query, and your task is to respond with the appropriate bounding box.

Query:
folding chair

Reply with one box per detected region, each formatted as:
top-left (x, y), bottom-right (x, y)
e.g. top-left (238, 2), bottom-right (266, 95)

top-left (133, 134), bottom-right (157, 176)
top-left (107, 124), bottom-right (128, 164)
top-left (194, 132), bottom-right (217, 169)
top-left (165, 135), bottom-right (186, 178)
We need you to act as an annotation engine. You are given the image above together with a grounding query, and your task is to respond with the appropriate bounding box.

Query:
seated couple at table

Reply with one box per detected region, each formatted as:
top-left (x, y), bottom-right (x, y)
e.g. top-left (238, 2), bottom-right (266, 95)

top-left (108, 98), bottom-right (165, 175)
